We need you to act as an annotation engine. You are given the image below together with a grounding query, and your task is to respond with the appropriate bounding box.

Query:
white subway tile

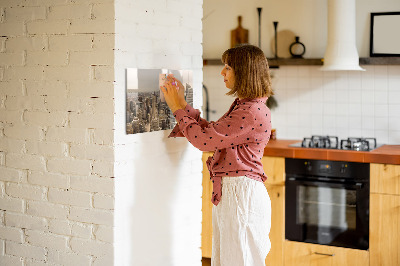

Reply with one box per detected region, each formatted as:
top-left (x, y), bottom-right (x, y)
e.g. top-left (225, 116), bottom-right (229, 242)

top-left (388, 131), bottom-right (400, 144)
top-left (374, 77), bottom-right (388, 91)
top-left (374, 117), bottom-right (389, 131)
top-left (362, 116), bottom-right (375, 130)
top-left (388, 76), bottom-right (400, 91)
top-left (348, 116), bottom-right (362, 129)
top-left (389, 117), bottom-right (400, 131)
top-left (323, 103), bottom-right (336, 116)
top-left (388, 104), bottom-right (400, 117)
top-left (361, 104), bottom-right (375, 117)
top-left (348, 128), bottom-right (362, 137)
top-left (374, 90), bottom-right (388, 104)
top-left (374, 130), bottom-right (389, 144)
top-left (361, 90), bottom-right (374, 104)
top-left (348, 72), bottom-right (362, 90)
top-left (375, 104), bottom-right (389, 117)
top-left (388, 91), bottom-right (400, 104)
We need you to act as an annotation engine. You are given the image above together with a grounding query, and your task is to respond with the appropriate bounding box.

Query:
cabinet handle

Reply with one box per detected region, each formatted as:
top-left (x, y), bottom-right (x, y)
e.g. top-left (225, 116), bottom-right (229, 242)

top-left (314, 252), bottom-right (335, 257)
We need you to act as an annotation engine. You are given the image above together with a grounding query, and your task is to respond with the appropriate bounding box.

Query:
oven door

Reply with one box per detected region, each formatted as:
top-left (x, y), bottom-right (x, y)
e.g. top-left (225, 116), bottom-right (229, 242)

top-left (285, 177), bottom-right (369, 250)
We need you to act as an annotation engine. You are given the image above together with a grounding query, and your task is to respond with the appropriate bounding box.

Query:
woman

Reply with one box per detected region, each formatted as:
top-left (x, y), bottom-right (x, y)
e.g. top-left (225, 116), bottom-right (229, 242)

top-left (161, 44), bottom-right (273, 266)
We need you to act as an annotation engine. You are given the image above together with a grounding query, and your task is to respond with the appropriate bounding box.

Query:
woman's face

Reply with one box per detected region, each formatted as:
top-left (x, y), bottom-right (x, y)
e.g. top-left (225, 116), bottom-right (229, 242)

top-left (220, 64), bottom-right (235, 89)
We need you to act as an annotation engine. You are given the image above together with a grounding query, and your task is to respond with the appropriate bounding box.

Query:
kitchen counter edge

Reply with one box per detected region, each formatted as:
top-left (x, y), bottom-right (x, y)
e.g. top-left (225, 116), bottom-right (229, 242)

top-left (263, 139), bottom-right (400, 165)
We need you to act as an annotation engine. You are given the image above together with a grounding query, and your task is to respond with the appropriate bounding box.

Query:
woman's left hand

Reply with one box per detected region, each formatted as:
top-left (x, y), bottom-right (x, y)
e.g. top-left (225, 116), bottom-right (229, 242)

top-left (160, 78), bottom-right (184, 113)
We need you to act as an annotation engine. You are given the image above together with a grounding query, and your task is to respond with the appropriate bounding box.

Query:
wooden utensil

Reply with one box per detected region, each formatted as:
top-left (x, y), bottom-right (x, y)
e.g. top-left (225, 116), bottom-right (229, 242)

top-left (231, 16), bottom-right (249, 48)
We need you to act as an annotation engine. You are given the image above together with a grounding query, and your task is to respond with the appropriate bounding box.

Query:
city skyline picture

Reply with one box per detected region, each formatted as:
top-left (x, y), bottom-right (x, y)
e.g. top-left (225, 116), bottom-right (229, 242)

top-left (126, 68), bottom-right (193, 134)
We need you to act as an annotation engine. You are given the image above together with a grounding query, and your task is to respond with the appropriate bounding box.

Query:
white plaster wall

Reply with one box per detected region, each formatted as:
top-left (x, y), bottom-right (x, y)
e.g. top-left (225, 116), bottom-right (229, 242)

top-left (203, 0), bottom-right (400, 145)
top-left (0, 0), bottom-right (115, 265)
top-left (113, 0), bottom-right (203, 265)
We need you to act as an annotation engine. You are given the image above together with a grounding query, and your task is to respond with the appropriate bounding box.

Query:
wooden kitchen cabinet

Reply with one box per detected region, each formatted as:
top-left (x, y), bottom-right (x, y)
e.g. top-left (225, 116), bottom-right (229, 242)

top-left (261, 156), bottom-right (285, 266)
top-left (201, 154), bottom-right (286, 266)
top-left (370, 163), bottom-right (400, 266)
top-left (264, 184), bottom-right (285, 266)
top-left (284, 241), bottom-right (369, 266)
top-left (370, 163), bottom-right (400, 195)
top-left (202, 152), bottom-right (213, 258)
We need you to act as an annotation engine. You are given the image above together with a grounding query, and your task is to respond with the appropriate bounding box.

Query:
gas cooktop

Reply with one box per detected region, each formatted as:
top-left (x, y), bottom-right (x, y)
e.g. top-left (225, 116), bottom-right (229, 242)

top-left (289, 135), bottom-right (382, 151)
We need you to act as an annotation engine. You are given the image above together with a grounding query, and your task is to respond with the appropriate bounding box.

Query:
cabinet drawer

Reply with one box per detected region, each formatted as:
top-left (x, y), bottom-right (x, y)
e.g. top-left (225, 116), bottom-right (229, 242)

top-left (370, 163), bottom-right (400, 195)
top-left (284, 241), bottom-right (369, 266)
top-left (262, 156), bottom-right (285, 185)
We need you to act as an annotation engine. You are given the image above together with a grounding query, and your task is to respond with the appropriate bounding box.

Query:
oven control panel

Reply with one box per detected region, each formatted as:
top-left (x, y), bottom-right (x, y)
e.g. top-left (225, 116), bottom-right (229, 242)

top-left (286, 158), bottom-right (369, 180)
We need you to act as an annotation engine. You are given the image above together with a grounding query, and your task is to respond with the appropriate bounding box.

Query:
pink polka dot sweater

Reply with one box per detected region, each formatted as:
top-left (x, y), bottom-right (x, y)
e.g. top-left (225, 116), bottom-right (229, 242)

top-left (169, 97), bottom-right (272, 206)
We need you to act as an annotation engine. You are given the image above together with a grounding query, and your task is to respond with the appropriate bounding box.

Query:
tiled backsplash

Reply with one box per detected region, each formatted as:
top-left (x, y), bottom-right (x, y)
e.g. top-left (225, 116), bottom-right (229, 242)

top-left (203, 65), bottom-right (400, 144)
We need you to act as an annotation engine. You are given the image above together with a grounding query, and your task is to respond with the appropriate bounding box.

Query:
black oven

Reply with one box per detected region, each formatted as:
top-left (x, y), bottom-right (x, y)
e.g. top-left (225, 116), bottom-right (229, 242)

top-left (285, 158), bottom-right (369, 250)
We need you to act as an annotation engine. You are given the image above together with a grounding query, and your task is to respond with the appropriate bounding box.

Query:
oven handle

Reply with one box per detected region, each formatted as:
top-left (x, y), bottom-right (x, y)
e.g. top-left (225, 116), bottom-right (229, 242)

top-left (286, 177), bottom-right (364, 189)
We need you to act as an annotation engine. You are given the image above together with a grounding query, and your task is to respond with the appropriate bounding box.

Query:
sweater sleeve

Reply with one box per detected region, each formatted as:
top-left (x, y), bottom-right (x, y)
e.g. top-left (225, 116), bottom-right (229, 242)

top-left (172, 106), bottom-right (257, 152)
top-left (168, 104), bottom-right (210, 138)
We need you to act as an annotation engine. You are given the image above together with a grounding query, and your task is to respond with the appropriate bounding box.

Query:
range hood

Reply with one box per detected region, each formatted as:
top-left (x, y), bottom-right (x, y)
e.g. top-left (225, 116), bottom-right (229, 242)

top-left (320, 0), bottom-right (365, 71)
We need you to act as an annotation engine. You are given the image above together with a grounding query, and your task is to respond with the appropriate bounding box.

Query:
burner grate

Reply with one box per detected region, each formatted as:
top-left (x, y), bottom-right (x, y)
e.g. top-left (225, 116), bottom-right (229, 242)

top-left (340, 137), bottom-right (377, 151)
top-left (296, 136), bottom-right (378, 151)
top-left (301, 135), bottom-right (339, 149)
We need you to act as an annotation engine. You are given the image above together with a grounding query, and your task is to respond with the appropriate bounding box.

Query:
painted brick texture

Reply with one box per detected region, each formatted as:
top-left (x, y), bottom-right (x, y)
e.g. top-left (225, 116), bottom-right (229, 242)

top-left (0, 0), bottom-right (115, 265)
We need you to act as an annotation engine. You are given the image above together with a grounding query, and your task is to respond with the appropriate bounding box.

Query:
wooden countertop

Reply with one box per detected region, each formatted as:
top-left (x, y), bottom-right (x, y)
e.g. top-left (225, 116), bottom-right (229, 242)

top-left (263, 139), bottom-right (400, 165)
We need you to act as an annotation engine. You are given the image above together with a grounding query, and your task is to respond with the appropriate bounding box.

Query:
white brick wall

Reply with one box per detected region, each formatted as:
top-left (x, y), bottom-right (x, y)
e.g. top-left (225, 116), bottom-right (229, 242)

top-left (0, 0), bottom-right (115, 265)
top-left (1, 0), bottom-right (204, 265)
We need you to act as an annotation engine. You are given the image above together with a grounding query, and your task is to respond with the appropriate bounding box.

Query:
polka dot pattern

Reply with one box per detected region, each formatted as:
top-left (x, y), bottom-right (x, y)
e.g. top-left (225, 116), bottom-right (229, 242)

top-left (168, 97), bottom-right (272, 206)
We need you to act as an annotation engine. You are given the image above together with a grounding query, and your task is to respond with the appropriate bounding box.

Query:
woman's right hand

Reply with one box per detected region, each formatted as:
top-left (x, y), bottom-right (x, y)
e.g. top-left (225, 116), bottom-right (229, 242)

top-left (168, 76), bottom-right (187, 109)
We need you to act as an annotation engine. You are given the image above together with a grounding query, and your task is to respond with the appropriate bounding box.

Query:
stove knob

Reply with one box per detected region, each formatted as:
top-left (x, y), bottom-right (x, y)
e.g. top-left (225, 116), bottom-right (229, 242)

top-left (305, 162), bottom-right (312, 171)
top-left (340, 164), bottom-right (347, 174)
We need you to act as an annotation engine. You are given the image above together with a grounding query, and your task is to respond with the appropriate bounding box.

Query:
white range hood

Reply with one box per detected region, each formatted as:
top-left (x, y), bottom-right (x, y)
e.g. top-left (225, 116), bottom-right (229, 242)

top-left (320, 0), bottom-right (365, 71)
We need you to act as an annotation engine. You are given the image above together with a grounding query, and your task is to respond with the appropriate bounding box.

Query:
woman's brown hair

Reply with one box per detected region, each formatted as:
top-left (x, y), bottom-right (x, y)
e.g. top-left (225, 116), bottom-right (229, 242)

top-left (221, 44), bottom-right (273, 99)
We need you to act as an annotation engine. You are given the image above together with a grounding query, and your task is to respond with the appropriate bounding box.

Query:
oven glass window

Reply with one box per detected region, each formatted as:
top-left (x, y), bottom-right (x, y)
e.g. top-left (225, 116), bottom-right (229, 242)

top-left (297, 186), bottom-right (356, 230)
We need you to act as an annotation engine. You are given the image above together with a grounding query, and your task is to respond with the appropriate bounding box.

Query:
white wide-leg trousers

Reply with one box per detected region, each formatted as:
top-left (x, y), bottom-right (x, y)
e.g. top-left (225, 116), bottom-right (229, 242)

top-left (211, 176), bottom-right (271, 266)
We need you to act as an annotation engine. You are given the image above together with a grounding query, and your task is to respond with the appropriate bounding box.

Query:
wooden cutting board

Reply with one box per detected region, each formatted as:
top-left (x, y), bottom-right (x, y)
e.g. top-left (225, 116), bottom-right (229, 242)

top-left (231, 16), bottom-right (249, 48)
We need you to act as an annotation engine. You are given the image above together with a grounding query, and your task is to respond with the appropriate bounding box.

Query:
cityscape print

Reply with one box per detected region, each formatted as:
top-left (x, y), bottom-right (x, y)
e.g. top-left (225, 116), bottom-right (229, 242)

top-left (126, 68), bottom-right (193, 134)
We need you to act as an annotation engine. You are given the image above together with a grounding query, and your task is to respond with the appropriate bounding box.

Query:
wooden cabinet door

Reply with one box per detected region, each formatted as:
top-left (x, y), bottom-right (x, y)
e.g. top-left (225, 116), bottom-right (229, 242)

top-left (264, 184), bottom-right (284, 266)
top-left (284, 241), bottom-right (369, 266)
top-left (201, 152), bottom-right (213, 258)
top-left (370, 193), bottom-right (400, 266)
top-left (370, 163), bottom-right (400, 195)
top-left (262, 156), bottom-right (285, 186)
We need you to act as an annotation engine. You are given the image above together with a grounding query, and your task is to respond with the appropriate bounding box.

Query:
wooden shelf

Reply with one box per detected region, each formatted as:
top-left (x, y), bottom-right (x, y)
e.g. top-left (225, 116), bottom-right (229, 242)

top-left (203, 58), bottom-right (323, 67)
top-left (359, 57), bottom-right (400, 65)
top-left (203, 57), bottom-right (400, 67)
